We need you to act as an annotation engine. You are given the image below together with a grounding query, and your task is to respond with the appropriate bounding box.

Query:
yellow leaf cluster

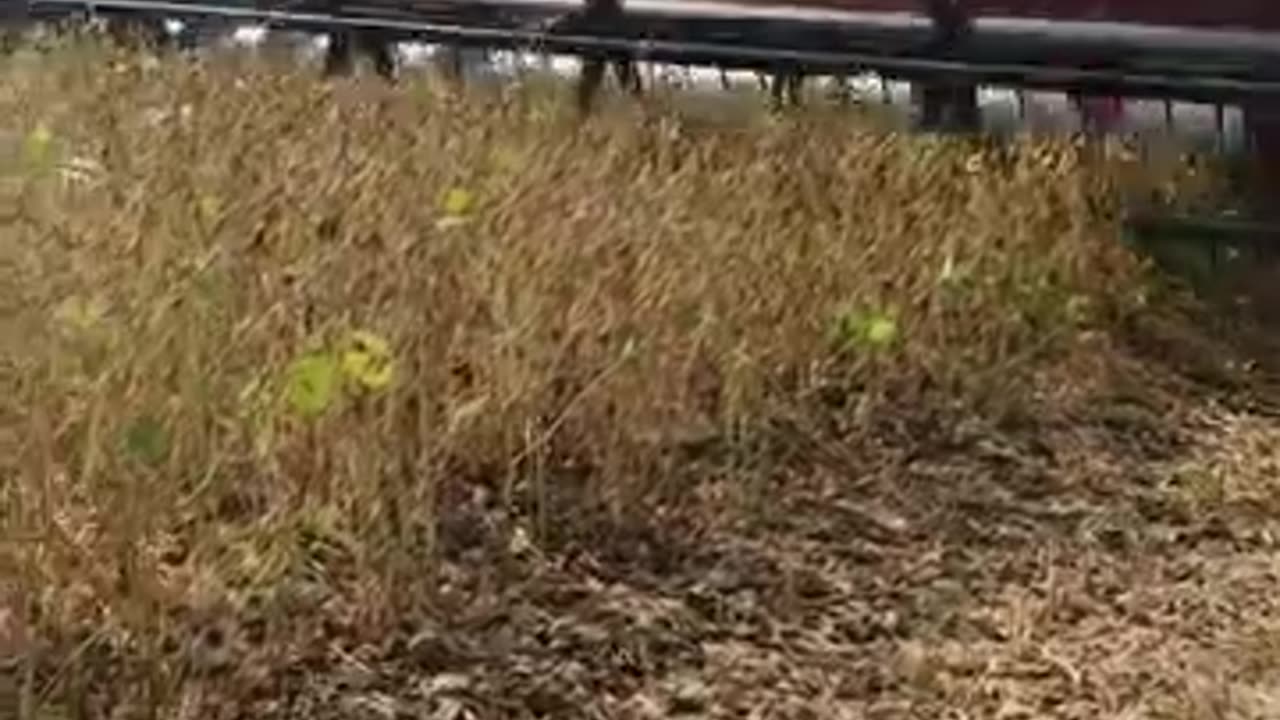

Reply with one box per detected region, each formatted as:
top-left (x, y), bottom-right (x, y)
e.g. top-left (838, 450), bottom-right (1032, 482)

top-left (340, 330), bottom-right (396, 392)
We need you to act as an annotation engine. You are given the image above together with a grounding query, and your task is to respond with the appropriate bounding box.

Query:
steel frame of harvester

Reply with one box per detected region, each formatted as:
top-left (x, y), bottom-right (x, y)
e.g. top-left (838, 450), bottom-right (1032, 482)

top-left (8, 0), bottom-right (1280, 219)
top-left (12, 0), bottom-right (1280, 103)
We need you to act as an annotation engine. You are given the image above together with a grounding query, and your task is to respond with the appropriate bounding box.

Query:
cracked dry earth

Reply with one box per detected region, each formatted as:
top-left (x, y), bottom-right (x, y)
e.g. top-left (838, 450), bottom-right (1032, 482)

top-left (13, 329), bottom-right (1280, 720)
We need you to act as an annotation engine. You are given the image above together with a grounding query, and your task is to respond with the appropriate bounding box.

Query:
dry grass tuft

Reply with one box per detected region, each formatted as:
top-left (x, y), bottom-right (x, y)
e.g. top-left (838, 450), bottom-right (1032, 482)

top-left (2, 35), bottom-right (1279, 719)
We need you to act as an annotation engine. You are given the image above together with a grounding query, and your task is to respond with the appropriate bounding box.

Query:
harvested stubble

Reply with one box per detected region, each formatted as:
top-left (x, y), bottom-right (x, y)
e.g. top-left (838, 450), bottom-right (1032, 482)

top-left (2, 38), bottom-right (1278, 720)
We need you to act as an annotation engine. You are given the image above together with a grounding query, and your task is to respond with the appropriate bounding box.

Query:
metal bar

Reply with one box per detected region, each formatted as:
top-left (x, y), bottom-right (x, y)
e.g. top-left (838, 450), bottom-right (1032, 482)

top-left (1128, 212), bottom-right (1280, 247)
top-left (1215, 102), bottom-right (1227, 153)
top-left (26, 0), bottom-right (1280, 104)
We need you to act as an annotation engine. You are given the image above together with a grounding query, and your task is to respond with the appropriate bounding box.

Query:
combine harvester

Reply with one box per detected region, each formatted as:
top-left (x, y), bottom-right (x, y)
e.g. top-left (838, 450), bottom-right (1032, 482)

top-left (7, 0), bottom-right (1280, 219)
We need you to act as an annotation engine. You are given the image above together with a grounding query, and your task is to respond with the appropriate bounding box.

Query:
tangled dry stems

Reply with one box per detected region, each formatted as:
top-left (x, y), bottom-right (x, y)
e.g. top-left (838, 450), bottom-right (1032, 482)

top-left (1, 37), bottom-right (1276, 719)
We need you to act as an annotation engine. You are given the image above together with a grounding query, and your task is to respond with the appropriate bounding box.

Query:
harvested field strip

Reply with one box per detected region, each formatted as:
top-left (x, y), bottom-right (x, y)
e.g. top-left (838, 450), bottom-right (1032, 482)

top-left (2, 39), bottom-right (1279, 719)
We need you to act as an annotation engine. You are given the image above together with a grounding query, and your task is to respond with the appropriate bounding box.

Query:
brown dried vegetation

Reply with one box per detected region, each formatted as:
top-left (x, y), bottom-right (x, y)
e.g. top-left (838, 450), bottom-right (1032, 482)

top-left (2, 36), bottom-right (1279, 719)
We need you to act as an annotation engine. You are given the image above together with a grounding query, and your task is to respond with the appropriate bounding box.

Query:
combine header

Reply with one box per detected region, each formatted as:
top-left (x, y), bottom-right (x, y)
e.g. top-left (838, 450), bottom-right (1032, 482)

top-left (7, 0), bottom-right (1280, 209)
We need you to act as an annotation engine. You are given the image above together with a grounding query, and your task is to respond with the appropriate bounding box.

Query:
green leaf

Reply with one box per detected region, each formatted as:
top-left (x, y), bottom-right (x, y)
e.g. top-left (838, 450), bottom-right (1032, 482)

top-left (340, 330), bottom-right (395, 392)
top-left (441, 187), bottom-right (475, 218)
top-left (863, 315), bottom-right (898, 348)
top-left (22, 123), bottom-right (54, 169)
top-left (436, 187), bottom-right (475, 230)
top-left (830, 304), bottom-right (899, 353)
top-left (283, 352), bottom-right (340, 418)
top-left (123, 415), bottom-right (169, 467)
